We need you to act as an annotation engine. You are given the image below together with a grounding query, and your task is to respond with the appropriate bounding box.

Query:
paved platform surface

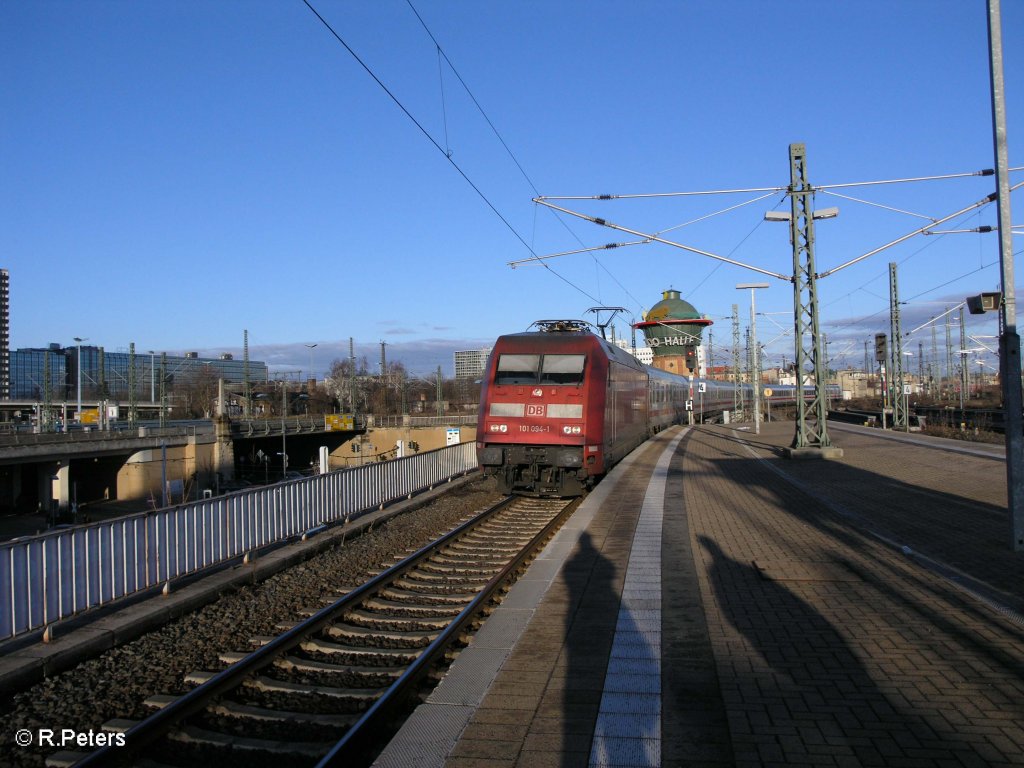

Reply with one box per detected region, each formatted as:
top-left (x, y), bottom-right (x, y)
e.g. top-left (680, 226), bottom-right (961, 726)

top-left (378, 421), bottom-right (1024, 767)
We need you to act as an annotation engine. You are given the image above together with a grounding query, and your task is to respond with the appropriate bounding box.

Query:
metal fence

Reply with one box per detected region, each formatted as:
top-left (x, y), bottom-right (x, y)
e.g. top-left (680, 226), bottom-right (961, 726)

top-left (367, 415), bottom-right (478, 428)
top-left (0, 442), bottom-right (478, 641)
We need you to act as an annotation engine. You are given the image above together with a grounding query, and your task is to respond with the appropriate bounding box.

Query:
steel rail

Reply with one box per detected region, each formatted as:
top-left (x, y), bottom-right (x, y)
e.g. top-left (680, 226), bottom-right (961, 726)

top-left (317, 497), bottom-right (577, 766)
top-left (73, 495), bottom-right (520, 766)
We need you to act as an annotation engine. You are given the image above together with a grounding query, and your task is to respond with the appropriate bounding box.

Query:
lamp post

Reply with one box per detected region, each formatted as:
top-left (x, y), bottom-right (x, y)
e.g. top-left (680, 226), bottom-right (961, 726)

top-left (305, 343), bottom-right (317, 384)
top-left (903, 351), bottom-right (914, 431)
top-left (148, 350), bottom-right (156, 404)
top-left (281, 380), bottom-right (287, 480)
top-left (73, 337), bottom-right (87, 423)
top-left (737, 284), bottom-right (769, 434)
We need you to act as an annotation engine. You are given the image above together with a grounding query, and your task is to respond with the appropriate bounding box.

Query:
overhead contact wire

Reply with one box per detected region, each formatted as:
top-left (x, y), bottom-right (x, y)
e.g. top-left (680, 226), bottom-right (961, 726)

top-left (404, 0), bottom-right (639, 310)
top-left (301, 0), bottom-right (535, 256)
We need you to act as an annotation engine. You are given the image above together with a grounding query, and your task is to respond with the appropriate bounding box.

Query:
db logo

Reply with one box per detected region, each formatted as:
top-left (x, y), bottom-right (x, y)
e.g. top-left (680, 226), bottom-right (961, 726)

top-left (526, 404), bottom-right (545, 416)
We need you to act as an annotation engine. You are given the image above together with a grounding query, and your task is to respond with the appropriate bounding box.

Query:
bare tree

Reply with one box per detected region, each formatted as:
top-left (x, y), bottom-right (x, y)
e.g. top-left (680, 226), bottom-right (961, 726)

top-left (172, 366), bottom-right (219, 418)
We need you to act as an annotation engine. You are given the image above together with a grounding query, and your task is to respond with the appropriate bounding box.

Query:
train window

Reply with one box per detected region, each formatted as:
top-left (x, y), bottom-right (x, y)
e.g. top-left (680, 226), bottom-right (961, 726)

top-left (540, 354), bottom-right (585, 385)
top-left (494, 354), bottom-right (540, 385)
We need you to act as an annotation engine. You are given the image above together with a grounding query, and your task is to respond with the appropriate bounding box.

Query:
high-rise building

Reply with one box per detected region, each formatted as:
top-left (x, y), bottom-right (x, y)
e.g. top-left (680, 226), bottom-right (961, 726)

top-left (454, 348), bottom-right (492, 381)
top-left (10, 346), bottom-right (268, 401)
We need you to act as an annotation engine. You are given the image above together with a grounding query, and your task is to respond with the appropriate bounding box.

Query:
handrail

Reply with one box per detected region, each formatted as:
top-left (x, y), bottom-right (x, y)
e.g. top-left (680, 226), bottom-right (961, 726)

top-left (0, 442), bottom-right (479, 641)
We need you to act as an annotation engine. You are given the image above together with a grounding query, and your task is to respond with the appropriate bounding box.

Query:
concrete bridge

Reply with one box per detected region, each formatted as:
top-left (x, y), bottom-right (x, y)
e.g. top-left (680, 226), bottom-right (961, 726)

top-left (0, 414), bottom-right (478, 526)
top-left (0, 416), bottom-right (363, 523)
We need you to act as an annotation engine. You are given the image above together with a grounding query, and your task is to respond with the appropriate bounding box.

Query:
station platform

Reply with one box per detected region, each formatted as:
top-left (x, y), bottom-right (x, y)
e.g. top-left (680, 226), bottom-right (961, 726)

top-left (376, 421), bottom-right (1024, 768)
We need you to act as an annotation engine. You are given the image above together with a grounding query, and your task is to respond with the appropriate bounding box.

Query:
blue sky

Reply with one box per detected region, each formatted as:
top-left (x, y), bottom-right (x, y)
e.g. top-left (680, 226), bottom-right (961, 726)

top-left (2, 1), bottom-right (1021, 378)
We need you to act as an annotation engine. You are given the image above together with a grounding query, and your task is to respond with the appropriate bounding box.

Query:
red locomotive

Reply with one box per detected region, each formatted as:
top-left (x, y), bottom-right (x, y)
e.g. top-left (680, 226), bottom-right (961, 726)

top-left (477, 320), bottom-right (825, 496)
top-left (476, 320), bottom-right (689, 496)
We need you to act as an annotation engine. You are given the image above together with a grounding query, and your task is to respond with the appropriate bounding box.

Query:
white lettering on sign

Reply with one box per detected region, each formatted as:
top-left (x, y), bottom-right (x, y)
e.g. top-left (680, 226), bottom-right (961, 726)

top-left (648, 336), bottom-right (694, 347)
top-left (685, 400), bottom-right (694, 411)
top-left (520, 424), bottom-right (551, 433)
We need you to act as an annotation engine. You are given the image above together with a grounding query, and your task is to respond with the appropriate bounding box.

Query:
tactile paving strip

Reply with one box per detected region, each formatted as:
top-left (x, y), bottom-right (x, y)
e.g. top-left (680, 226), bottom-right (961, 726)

top-left (589, 429), bottom-right (687, 767)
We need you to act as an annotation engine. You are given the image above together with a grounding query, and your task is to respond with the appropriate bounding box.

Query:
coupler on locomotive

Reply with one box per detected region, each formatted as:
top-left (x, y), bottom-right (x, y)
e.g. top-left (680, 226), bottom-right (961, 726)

top-left (479, 444), bottom-right (588, 497)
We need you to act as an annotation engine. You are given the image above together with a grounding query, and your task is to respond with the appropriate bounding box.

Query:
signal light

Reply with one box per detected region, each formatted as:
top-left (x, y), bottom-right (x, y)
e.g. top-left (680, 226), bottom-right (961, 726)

top-left (874, 333), bottom-right (887, 363)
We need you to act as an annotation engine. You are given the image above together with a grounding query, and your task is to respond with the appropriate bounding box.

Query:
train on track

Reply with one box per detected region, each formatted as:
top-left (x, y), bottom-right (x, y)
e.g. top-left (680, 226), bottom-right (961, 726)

top-left (476, 320), bottom-right (811, 496)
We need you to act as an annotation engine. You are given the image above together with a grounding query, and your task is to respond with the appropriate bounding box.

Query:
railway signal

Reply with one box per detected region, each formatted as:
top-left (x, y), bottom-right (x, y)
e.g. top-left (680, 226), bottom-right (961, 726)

top-left (874, 333), bottom-right (888, 363)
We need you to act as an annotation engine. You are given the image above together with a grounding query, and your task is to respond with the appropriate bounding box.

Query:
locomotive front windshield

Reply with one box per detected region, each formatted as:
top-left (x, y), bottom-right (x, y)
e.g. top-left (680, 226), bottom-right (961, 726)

top-left (494, 353), bottom-right (585, 386)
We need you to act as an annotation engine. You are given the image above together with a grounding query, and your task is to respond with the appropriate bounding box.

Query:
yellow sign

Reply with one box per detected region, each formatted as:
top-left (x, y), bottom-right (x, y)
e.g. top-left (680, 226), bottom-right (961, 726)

top-left (325, 414), bottom-right (355, 431)
top-left (763, 388), bottom-right (773, 398)
top-left (80, 409), bottom-right (100, 424)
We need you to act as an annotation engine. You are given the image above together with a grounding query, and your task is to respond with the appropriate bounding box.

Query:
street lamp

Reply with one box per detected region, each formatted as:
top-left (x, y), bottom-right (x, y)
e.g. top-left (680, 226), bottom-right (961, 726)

top-left (281, 380), bottom-right (288, 480)
top-left (737, 284), bottom-right (769, 434)
top-left (305, 343), bottom-right (318, 384)
top-left (73, 337), bottom-right (87, 423)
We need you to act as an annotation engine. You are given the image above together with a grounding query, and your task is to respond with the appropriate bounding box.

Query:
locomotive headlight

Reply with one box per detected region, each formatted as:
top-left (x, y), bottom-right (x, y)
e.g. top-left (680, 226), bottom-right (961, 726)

top-left (562, 425), bottom-right (582, 435)
top-left (490, 423), bottom-right (508, 433)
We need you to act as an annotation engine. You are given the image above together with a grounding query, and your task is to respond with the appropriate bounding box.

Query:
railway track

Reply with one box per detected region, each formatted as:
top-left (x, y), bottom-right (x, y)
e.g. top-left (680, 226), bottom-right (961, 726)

top-left (58, 495), bottom-right (575, 768)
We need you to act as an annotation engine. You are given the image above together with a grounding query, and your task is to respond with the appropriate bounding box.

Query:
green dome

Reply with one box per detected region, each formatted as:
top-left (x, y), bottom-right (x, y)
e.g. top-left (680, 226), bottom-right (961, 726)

top-left (634, 289), bottom-right (712, 355)
top-left (646, 289), bottom-right (702, 322)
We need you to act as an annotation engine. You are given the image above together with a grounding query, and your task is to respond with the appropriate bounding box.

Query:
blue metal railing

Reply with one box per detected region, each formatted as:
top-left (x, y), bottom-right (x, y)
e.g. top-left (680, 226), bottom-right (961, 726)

top-left (0, 442), bottom-right (478, 641)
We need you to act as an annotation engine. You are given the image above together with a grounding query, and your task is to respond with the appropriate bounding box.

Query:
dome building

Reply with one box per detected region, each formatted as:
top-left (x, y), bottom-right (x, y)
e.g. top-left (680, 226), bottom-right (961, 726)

top-left (633, 289), bottom-right (712, 376)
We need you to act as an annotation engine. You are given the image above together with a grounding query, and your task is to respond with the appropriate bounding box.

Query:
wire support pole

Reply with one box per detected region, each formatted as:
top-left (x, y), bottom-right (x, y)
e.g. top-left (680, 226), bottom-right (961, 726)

top-left (890, 263), bottom-right (909, 431)
top-left (959, 307), bottom-right (969, 409)
top-left (905, 302), bottom-right (967, 338)
top-left (788, 142), bottom-right (832, 451)
top-left (814, 168), bottom-right (1004, 190)
top-left (819, 190), bottom-right (939, 222)
top-left (816, 187), bottom-right (1021, 279)
top-left (534, 166), bottom-right (1024, 202)
top-left (509, 239), bottom-right (650, 268)
top-left (987, 0), bottom-right (1023, 551)
top-left (536, 186), bottom-right (786, 201)
top-left (732, 304), bottom-right (742, 419)
top-left (530, 198), bottom-right (790, 280)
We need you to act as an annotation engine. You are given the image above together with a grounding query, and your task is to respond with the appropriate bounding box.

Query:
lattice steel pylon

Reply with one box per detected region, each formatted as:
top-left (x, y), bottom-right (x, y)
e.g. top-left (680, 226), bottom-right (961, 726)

top-left (959, 306), bottom-right (969, 405)
top-left (786, 143), bottom-right (838, 455)
top-left (945, 313), bottom-right (954, 401)
top-left (731, 303), bottom-right (742, 419)
top-left (889, 263), bottom-right (908, 430)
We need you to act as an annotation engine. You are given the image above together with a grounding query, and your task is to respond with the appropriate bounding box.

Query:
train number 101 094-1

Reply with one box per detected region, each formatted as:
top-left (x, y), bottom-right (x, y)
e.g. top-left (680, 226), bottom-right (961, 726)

top-left (520, 424), bottom-right (551, 433)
